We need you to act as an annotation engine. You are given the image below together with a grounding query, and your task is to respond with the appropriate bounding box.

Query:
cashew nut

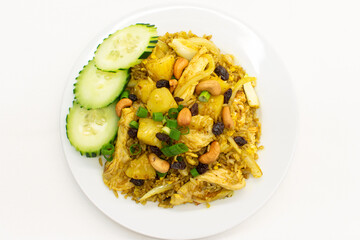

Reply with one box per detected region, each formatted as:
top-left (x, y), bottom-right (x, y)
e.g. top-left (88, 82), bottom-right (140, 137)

top-left (195, 80), bottom-right (221, 96)
top-left (222, 106), bottom-right (234, 129)
top-left (115, 98), bottom-right (132, 117)
top-left (148, 153), bottom-right (170, 173)
top-left (198, 141), bottom-right (220, 164)
top-left (169, 79), bottom-right (178, 93)
top-left (177, 107), bottom-right (192, 126)
top-left (173, 57), bottom-right (189, 79)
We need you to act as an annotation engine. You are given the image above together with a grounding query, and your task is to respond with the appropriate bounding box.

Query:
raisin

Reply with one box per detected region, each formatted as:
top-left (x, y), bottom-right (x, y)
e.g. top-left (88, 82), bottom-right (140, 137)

top-left (130, 178), bottom-right (144, 186)
top-left (128, 94), bottom-right (137, 102)
top-left (190, 103), bottom-right (199, 116)
top-left (174, 97), bottom-right (184, 102)
top-left (156, 80), bottom-right (170, 88)
top-left (223, 88), bottom-right (232, 104)
top-left (234, 136), bottom-right (247, 146)
top-left (214, 65), bottom-right (229, 80)
top-left (212, 122), bottom-right (224, 136)
top-left (128, 128), bottom-right (138, 138)
top-left (156, 133), bottom-right (170, 142)
top-left (149, 145), bottom-right (163, 157)
top-left (171, 160), bottom-right (186, 170)
top-left (196, 163), bottom-right (209, 174)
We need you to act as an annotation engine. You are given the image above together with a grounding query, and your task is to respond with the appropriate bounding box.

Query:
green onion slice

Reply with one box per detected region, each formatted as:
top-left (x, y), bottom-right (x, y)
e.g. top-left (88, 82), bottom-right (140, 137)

top-left (152, 112), bottom-right (164, 122)
top-left (129, 120), bottom-right (139, 129)
top-left (156, 171), bottom-right (167, 178)
top-left (103, 155), bottom-right (113, 162)
top-left (120, 90), bottom-right (130, 99)
top-left (177, 105), bottom-right (184, 111)
top-left (129, 143), bottom-right (141, 155)
top-left (161, 143), bottom-right (189, 157)
top-left (169, 128), bottom-right (181, 141)
top-left (136, 106), bottom-right (148, 118)
top-left (161, 126), bottom-right (171, 135)
top-left (190, 168), bottom-right (200, 177)
top-left (168, 108), bottom-right (179, 119)
top-left (166, 119), bottom-right (178, 129)
top-left (198, 90), bottom-right (211, 102)
top-left (101, 143), bottom-right (115, 156)
top-left (162, 115), bottom-right (168, 125)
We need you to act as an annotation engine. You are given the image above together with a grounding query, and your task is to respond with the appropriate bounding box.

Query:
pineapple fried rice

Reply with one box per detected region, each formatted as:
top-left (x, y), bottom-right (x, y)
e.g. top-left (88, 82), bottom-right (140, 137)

top-left (102, 31), bottom-right (262, 208)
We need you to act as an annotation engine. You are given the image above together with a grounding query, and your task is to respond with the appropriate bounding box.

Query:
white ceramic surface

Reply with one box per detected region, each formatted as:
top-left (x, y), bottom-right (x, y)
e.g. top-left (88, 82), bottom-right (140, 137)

top-left (60, 5), bottom-right (297, 240)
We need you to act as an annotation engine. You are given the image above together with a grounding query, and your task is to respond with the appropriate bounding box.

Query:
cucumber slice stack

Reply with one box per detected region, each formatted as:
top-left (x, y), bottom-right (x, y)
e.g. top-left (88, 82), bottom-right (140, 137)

top-left (66, 23), bottom-right (158, 157)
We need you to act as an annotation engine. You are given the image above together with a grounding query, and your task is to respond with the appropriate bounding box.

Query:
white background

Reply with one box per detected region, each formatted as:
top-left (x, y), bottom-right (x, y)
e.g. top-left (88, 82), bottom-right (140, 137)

top-left (0, 0), bottom-right (359, 239)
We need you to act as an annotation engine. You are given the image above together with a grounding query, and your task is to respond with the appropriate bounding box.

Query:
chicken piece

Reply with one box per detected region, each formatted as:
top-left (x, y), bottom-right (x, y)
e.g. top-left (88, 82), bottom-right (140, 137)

top-left (103, 107), bottom-right (136, 191)
top-left (170, 179), bottom-right (233, 205)
top-left (193, 189), bottom-right (233, 204)
top-left (179, 115), bottom-right (216, 152)
top-left (174, 47), bottom-right (215, 105)
top-left (197, 168), bottom-right (246, 190)
top-left (113, 107), bottom-right (135, 163)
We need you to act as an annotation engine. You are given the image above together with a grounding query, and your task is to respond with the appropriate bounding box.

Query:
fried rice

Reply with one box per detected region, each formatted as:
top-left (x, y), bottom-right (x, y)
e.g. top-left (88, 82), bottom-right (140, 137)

top-left (102, 31), bottom-right (262, 208)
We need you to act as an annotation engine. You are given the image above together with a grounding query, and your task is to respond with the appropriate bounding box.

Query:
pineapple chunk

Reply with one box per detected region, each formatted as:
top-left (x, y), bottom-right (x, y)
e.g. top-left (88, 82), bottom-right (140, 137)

top-left (134, 78), bottom-right (156, 103)
top-left (137, 118), bottom-right (163, 148)
top-left (152, 40), bottom-right (170, 58)
top-left (125, 154), bottom-right (156, 180)
top-left (145, 54), bottom-right (175, 81)
top-left (146, 88), bottom-right (178, 113)
top-left (198, 95), bottom-right (224, 120)
top-left (243, 82), bottom-right (259, 107)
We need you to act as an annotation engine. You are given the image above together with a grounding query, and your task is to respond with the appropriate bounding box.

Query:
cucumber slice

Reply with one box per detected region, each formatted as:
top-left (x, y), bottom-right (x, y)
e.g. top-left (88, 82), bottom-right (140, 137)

top-left (66, 102), bottom-right (119, 157)
top-left (94, 23), bottom-right (158, 71)
top-left (74, 59), bottom-right (129, 109)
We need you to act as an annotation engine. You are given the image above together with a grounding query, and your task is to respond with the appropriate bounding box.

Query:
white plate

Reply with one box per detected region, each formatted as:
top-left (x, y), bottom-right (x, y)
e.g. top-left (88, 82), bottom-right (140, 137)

top-left (60, 5), bottom-right (298, 240)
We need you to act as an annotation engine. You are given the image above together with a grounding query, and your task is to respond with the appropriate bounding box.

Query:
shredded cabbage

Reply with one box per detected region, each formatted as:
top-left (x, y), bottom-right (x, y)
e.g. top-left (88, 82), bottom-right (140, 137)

top-left (139, 182), bottom-right (176, 202)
